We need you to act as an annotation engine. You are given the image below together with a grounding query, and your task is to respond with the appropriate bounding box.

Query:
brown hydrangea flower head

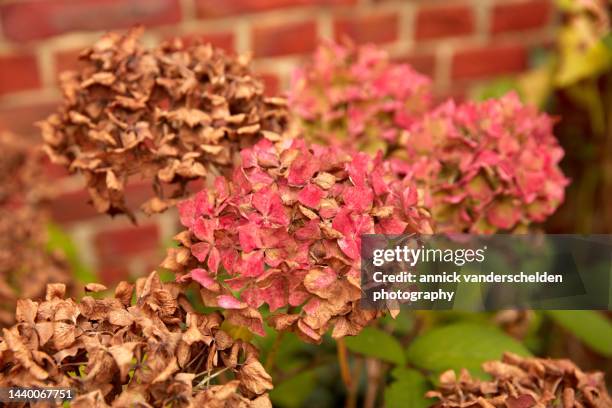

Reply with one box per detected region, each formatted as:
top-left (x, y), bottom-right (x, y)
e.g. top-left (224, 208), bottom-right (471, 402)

top-left (41, 27), bottom-right (289, 220)
top-left (0, 272), bottom-right (273, 407)
top-left (0, 132), bottom-right (72, 327)
top-left (0, 132), bottom-right (50, 207)
top-left (162, 137), bottom-right (433, 343)
top-left (426, 352), bottom-right (612, 408)
top-left (0, 206), bottom-right (72, 327)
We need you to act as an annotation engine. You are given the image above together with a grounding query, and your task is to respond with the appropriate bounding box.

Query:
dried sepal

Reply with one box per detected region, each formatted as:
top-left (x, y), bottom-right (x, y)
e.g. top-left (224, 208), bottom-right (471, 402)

top-left (0, 272), bottom-right (272, 406)
top-left (41, 28), bottom-right (288, 220)
top-left (427, 352), bottom-right (612, 408)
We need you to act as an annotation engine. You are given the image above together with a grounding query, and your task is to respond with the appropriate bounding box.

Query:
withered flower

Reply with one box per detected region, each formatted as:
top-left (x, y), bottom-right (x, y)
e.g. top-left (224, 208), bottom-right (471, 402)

top-left (0, 132), bottom-right (72, 327)
top-left (0, 272), bottom-right (273, 407)
top-left (41, 28), bottom-right (288, 220)
top-left (162, 137), bottom-right (432, 343)
top-left (426, 352), bottom-right (612, 408)
top-left (0, 132), bottom-right (51, 208)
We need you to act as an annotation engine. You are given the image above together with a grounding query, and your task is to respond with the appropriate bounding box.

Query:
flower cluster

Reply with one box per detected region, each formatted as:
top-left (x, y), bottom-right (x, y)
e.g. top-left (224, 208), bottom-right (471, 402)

top-left (0, 272), bottom-right (273, 407)
top-left (162, 138), bottom-right (432, 343)
top-left (427, 352), bottom-right (612, 407)
top-left (404, 93), bottom-right (568, 233)
top-left (0, 133), bottom-right (72, 327)
top-left (0, 206), bottom-right (72, 327)
top-left (0, 132), bottom-right (49, 207)
top-left (288, 42), bottom-right (432, 156)
top-left (41, 27), bottom-right (288, 220)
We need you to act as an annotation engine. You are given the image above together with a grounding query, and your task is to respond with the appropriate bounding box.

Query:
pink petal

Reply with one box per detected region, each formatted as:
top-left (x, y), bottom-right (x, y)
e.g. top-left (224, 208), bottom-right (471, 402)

top-left (238, 223), bottom-right (263, 252)
top-left (298, 183), bottom-right (325, 208)
top-left (342, 185), bottom-right (373, 212)
top-left (217, 295), bottom-right (247, 309)
top-left (191, 268), bottom-right (220, 291)
top-left (207, 247), bottom-right (221, 274)
top-left (191, 242), bottom-right (211, 262)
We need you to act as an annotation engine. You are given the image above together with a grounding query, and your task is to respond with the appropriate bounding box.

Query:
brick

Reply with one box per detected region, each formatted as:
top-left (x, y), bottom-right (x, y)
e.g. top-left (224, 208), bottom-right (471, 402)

top-left (195, 0), bottom-right (354, 18)
top-left (394, 54), bottom-right (436, 78)
top-left (257, 72), bottom-right (282, 96)
top-left (54, 49), bottom-right (85, 82)
top-left (42, 157), bottom-right (71, 180)
top-left (415, 4), bottom-right (475, 40)
top-left (50, 188), bottom-right (98, 223)
top-left (0, 54), bottom-right (41, 96)
top-left (253, 21), bottom-right (317, 57)
top-left (50, 181), bottom-right (153, 223)
top-left (491, 0), bottom-right (552, 34)
top-left (98, 265), bottom-right (130, 285)
top-left (176, 32), bottom-right (235, 52)
top-left (451, 44), bottom-right (528, 80)
top-left (95, 223), bottom-right (160, 259)
top-left (334, 13), bottom-right (399, 45)
top-left (0, 0), bottom-right (182, 42)
top-left (0, 101), bottom-right (56, 137)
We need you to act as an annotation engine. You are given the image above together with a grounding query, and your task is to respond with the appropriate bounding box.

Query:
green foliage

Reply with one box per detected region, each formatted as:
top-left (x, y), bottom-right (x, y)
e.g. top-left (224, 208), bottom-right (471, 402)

top-left (472, 78), bottom-right (520, 102)
top-left (405, 322), bottom-right (531, 379)
top-left (384, 368), bottom-right (434, 408)
top-left (271, 369), bottom-right (319, 408)
top-left (344, 327), bottom-right (405, 365)
top-left (547, 311), bottom-right (612, 356)
top-left (46, 222), bottom-right (96, 284)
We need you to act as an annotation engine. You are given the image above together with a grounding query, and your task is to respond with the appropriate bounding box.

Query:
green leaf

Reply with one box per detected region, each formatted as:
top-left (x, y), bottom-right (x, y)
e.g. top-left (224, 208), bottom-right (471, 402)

top-left (46, 222), bottom-right (96, 284)
top-left (406, 322), bottom-right (531, 379)
top-left (384, 368), bottom-right (434, 408)
top-left (471, 78), bottom-right (520, 102)
top-left (546, 311), bottom-right (612, 356)
top-left (344, 327), bottom-right (405, 365)
top-left (271, 369), bottom-right (318, 408)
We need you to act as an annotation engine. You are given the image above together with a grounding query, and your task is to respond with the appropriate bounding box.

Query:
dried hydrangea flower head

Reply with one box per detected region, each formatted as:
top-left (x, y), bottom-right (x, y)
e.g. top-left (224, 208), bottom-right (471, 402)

top-left (162, 138), bottom-right (432, 343)
top-left (405, 93), bottom-right (568, 233)
top-left (41, 27), bottom-right (288, 220)
top-left (427, 352), bottom-right (612, 407)
top-left (0, 132), bottom-right (72, 327)
top-left (0, 206), bottom-right (72, 327)
top-left (0, 132), bottom-right (50, 207)
top-left (0, 272), bottom-right (273, 407)
top-left (289, 41), bottom-right (432, 156)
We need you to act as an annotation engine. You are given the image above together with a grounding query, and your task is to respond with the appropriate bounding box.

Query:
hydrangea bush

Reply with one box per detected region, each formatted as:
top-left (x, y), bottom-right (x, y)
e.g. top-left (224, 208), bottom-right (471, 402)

top-left (1, 29), bottom-right (597, 408)
top-left (163, 138), bottom-right (432, 343)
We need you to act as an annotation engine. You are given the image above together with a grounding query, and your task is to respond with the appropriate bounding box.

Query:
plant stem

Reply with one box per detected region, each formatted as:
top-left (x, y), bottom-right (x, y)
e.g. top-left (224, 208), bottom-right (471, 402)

top-left (345, 357), bottom-right (362, 408)
top-left (264, 331), bottom-right (285, 372)
top-left (364, 358), bottom-right (383, 408)
top-left (336, 338), bottom-right (352, 390)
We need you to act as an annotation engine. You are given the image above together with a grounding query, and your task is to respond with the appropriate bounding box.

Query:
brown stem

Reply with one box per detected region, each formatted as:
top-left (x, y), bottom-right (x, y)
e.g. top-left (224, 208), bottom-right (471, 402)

top-left (337, 337), bottom-right (352, 390)
top-left (345, 357), bottom-right (362, 408)
top-left (264, 331), bottom-right (285, 373)
top-left (364, 358), bottom-right (383, 408)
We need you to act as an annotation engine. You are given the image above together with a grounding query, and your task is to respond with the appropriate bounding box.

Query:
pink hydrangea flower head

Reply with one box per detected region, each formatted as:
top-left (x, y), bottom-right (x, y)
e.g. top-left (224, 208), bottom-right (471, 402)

top-left (165, 138), bottom-right (433, 343)
top-left (404, 92), bottom-right (569, 233)
top-left (289, 41), bottom-right (433, 156)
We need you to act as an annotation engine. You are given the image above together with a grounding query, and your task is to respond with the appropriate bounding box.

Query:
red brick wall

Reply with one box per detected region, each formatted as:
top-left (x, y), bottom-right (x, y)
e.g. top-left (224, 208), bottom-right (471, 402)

top-left (0, 0), bottom-right (556, 283)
